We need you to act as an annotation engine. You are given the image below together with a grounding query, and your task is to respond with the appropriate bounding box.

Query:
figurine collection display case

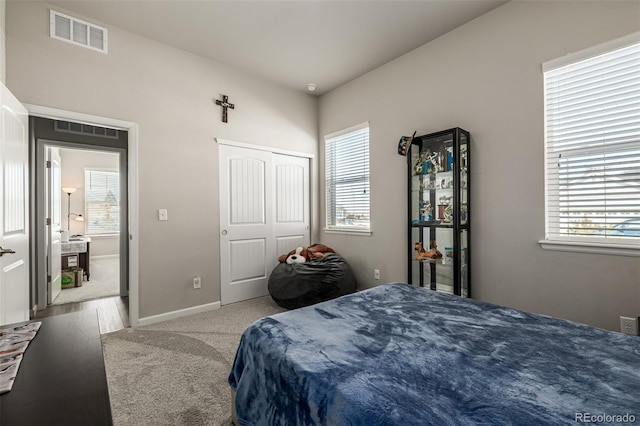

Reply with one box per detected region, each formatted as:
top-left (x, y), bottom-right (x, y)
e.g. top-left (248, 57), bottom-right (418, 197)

top-left (407, 128), bottom-right (470, 296)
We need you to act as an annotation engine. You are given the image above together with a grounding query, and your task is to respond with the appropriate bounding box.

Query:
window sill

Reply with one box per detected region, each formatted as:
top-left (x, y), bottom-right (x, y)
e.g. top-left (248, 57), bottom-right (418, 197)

top-left (324, 228), bottom-right (372, 237)
top-left (85, 234), bottom-right (119, 239)
top-left (538, 240), bottom-right (640, 257)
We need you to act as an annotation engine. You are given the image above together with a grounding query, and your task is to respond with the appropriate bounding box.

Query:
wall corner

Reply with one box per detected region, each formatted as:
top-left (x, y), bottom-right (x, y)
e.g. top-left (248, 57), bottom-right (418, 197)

top-left (0, 0), bottom-right (5, 84)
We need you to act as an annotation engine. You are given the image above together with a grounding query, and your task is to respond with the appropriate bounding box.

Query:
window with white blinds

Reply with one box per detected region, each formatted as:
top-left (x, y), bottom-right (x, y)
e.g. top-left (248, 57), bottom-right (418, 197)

top-left (325, 123), bottom-right (370, 232)
top-left (543, 35), bottom-right (640, 247)
top-left (84, 170), bottom-right (120, 235)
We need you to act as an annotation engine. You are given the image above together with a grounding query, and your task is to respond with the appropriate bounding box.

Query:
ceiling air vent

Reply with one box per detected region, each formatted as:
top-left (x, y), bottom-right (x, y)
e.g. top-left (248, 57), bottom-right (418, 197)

top-left (50, 10), bottom-right (108, 54)
top-left (55, 121), bottom-right (119, 139)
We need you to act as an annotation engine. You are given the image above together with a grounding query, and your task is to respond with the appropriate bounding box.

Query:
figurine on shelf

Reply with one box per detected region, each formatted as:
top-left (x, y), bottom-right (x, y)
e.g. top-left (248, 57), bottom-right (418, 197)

top-left (414, 161), bottom-right (422, 175)
top-left (443, 204), bottom-right (454, 223)
top-left (428, 240), bottom-right (444, 258)
top-left (419, 201), bottom-right (433, 221)
top-left (428, 151), bottom-right (442, 173)
top-left (421, 152), bottom-right (435, 174)
top-left (414, 152), bottom-right (432, 175)
top-left (461, 203), bottom-right (468, 224)
top-left (415, 240), bottom-right (443, 260)
top-left (446, 147), bottom-right (454, 171)
top-left (439, 195), bottom-right (451, 205)
top-left (461, 147), bottom-right (468, 169)
top-left (438, 195), bottom-right (452, 220)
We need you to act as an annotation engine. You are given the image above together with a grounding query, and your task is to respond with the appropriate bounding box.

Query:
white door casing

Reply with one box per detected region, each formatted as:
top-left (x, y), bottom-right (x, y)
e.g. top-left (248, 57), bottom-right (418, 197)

top-left (0, 83), bottom-right (30, 325)
top-left (24, 104), bottom-right (139, 327)
top-left (47, 147), bottom-right (62, 304)
top-left (219, 143), bottom-right (310, 305)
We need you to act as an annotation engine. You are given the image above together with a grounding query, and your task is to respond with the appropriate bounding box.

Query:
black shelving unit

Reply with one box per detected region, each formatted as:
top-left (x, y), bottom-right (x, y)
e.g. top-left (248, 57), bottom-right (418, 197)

top-left (407, 128), bottom-right (470, 297)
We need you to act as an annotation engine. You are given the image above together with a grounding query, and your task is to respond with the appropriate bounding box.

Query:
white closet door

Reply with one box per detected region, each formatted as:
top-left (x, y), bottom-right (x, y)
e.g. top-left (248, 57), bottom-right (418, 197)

top-left (219, 144), bottom-right (310, 305)
top-left (273, 153), bottom-right (310, 259)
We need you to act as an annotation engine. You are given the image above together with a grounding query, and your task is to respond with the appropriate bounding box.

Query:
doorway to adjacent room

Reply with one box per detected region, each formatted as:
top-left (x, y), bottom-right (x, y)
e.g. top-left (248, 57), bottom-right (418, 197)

top-left (31, 116), bottom-right (131, 331)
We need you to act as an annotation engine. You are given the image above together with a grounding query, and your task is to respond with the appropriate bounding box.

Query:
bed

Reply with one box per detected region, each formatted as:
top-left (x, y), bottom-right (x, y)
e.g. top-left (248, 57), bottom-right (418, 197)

top-left (228, 283), bottom-right (640, 425)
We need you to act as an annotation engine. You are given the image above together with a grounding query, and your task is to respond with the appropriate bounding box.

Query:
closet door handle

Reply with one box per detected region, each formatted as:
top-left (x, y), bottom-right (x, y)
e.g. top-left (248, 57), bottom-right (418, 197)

top-left (0, 247), bottom-right (16, 257)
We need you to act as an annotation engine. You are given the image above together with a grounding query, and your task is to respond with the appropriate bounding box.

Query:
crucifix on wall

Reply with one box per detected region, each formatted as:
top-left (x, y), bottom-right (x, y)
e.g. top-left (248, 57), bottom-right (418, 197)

top-left (215, 94), bottom-right (235, 123)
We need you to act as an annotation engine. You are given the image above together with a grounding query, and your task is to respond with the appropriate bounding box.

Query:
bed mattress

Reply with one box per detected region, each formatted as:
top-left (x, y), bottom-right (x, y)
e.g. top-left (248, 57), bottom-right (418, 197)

top-left (229, 283), bottom-right (640, 425)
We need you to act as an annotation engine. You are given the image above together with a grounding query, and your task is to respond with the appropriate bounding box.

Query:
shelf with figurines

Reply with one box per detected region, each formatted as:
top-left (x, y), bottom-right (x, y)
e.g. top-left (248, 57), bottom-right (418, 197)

top-left (412, 198), bottom-right (469, 228)
top-left (413, 241), bottom-right (456, 266)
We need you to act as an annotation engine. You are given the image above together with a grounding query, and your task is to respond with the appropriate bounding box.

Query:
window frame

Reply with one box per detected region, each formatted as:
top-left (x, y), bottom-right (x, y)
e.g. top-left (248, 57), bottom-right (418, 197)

top-left (324, 122), bottom-right (372, 236)
top-left (539, 32), bottom-right (640, 257)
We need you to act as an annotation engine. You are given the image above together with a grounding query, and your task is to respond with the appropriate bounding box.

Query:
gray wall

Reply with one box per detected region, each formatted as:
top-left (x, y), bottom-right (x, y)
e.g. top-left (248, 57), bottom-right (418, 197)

top-left (1, 0), bottom-right (5, 83)
top-left (318, 1), bottom-right (640, 331)
top-left (6, 1), bottom-right (318, 318)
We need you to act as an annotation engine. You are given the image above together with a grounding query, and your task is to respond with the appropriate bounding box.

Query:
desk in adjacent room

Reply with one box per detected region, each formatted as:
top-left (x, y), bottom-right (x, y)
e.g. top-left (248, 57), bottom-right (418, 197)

top-left (61, 237), bottom-right (91, 281)
top-left (0, 310), bottom-right (112, 425)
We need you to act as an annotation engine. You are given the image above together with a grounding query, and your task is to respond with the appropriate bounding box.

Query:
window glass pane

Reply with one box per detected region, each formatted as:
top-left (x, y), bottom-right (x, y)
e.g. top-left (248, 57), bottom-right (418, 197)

top-left (84, 170), bottom-right (120, 234)
top-left (325, 125), bottom-right (370, 230)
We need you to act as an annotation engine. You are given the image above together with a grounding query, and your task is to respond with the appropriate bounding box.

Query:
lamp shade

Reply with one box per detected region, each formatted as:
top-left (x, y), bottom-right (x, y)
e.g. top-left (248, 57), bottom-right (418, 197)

top-left (62, 187), bottom-right (77, 194)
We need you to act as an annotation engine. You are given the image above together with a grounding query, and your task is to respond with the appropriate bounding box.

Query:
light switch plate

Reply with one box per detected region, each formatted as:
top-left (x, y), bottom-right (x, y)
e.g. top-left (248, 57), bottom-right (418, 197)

top-left (158, 209), bottom-right (168, 221)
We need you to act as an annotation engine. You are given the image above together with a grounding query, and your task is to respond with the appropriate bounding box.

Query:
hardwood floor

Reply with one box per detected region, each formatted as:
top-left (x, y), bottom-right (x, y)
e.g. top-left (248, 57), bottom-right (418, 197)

top-left (35, 296), bottom-right (129, 334)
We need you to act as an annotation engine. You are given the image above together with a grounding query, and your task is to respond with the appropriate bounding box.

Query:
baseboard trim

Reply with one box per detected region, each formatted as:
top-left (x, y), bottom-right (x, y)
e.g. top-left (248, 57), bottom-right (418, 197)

top-left (137, 302), bottom-right (221, 327)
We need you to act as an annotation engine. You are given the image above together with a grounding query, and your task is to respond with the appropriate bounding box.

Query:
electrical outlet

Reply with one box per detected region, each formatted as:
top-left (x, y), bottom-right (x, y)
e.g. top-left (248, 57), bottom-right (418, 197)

top-left (374, 269), bottom-right (380, 280)
top-left (620, 316), bottom-right (639, 336)
top-left (193, 275), bottom-right (201, 289)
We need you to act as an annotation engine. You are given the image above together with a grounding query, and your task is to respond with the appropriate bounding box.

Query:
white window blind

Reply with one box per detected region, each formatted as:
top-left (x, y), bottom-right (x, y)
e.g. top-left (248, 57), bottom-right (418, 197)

top-left (543, 36), bottom-right (640, 246)
top-left (84, 170), bottom-right (120, 234)
top-left (325, 123), bottom-right (370, 232)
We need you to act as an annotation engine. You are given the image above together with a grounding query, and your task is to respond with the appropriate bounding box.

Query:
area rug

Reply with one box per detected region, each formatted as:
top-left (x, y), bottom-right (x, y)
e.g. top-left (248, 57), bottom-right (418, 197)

top-left (101, 296), bottom-right (285, 426)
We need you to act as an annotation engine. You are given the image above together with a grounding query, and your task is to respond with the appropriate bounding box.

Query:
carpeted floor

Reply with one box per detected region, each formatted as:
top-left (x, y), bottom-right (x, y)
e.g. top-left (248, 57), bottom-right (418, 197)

top-left (53, 256), bottom-right (120, 305)
top-left (101, 296), bottom-right (285, 426)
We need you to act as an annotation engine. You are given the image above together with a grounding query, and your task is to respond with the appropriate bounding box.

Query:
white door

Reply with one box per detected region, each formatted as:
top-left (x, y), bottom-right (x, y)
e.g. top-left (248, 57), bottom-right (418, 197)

top-left (273, 153), bottom-right (310, 258)
top-left (47, 147), bottom-right (62, 304)
top-left (219, 144), bottom-right (310, 305)
top-left (0, 83), bottom-right (30, 325)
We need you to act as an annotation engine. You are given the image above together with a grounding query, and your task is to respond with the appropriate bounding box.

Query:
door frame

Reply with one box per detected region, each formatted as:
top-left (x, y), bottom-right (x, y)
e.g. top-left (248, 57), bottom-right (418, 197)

top-left (26, 104), bottom-right (141, 327)
top-left (46, 147), bottom-right (62, 304)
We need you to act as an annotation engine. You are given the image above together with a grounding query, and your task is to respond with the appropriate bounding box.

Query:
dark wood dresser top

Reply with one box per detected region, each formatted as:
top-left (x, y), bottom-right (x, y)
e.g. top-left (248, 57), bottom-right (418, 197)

top-left (0, 310), bottom-right (112, 425)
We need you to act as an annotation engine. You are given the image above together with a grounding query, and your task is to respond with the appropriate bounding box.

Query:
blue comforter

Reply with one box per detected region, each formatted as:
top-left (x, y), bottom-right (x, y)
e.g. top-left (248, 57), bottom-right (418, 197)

top-left (229, 283), bottom-right (640, 425)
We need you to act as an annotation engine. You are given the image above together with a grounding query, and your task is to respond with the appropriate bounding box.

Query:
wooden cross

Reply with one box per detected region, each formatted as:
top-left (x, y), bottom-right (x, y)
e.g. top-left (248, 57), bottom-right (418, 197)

top-left (215, 94), bottom-right (234, 123)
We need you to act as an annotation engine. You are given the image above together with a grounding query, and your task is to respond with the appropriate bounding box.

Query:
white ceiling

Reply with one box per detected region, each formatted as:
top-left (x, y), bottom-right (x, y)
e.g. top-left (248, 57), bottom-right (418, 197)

top-left (49, 0), bottom-right (508, 96)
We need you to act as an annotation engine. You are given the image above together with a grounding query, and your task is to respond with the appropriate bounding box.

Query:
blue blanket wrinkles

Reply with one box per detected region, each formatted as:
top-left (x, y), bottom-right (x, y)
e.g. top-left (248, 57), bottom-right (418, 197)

top-left (229, 283), bottom-right (640, 425)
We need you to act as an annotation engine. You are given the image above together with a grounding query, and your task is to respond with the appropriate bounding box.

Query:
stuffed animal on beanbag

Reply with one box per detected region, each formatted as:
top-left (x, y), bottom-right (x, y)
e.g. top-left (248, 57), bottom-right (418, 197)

top-left (278, 244), bottom-right (336, 264)
top-left (284, 247), bottom-right (306, 264)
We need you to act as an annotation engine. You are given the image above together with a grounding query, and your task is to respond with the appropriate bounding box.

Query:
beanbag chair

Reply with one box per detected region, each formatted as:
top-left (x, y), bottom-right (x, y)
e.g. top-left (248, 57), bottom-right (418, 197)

top-left (268, 253), bottom-right (356, 309)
